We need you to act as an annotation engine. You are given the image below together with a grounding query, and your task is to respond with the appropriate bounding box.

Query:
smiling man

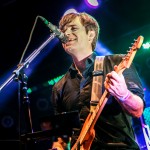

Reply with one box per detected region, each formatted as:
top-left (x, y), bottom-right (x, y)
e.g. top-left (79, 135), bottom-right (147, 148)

top-left (50, 11), bottom-right (144, 150)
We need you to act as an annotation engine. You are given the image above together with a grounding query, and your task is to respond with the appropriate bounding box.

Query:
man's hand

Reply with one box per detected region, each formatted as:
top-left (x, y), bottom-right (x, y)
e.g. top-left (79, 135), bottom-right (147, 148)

top-left (104, 65), bottom-right (130, 101)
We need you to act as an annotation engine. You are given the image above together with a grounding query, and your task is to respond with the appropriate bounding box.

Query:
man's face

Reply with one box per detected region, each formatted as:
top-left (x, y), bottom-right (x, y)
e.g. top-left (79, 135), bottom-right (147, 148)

top-left (62, 17), bottom-right (93, 55)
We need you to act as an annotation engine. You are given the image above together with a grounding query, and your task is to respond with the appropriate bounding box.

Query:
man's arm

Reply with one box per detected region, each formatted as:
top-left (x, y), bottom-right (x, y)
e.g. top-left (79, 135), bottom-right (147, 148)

top-left (115, 90), bottom-right (144, 117)
top-left (104, 65), bottom-right (144, 118)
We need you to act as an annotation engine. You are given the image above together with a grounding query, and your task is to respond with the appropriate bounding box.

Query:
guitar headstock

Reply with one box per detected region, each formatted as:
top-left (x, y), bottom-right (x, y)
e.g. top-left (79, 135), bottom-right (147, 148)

top-left (117, 35), bottom-right (144, 74)
top-left (136, 35), bottom-right (144, 49)
top-left (123, 35), bottom-right (144, 68)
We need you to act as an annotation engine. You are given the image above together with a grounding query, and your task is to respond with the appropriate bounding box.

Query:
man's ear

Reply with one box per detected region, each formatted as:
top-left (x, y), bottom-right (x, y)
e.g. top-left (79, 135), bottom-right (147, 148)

top-left (88, 30), bottom-right (96, 42)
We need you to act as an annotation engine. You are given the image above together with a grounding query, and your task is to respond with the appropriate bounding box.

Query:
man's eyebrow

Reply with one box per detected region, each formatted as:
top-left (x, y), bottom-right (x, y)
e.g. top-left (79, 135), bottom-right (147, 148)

top-left (66, 24), bottom-right (78, 28)
top-left (62, 24), bottom-right (79, 32)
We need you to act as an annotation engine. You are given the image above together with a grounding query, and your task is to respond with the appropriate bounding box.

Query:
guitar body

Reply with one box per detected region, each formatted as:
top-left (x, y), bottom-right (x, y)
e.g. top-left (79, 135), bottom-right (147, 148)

top-left (71, 114), bottom-right (95, 150)
top-left (82, 129), bottom-right (95, 150)
top-left (79, 115), bottom-right (95, 150)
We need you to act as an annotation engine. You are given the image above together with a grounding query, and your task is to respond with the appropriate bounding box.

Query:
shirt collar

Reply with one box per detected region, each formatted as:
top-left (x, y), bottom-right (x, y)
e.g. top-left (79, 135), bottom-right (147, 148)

top-left (69, 51), bottom-right (98, 76)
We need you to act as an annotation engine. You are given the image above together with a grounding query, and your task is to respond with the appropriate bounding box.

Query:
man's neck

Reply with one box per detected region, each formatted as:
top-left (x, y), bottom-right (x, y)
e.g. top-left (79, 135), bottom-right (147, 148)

top-left (73, 53), bottom-right (93, 73)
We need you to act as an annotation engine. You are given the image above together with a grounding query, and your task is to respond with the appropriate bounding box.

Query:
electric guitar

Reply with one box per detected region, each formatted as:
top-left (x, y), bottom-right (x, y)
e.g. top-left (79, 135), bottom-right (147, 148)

top-left (71, 35), bottom-right (144, 150)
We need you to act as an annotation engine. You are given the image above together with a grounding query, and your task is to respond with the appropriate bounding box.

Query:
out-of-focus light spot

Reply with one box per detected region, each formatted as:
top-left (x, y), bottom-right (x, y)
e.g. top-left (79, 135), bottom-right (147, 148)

top-left (143, 88), bottom-right (147, 91)
top-left (142, 42), bottom-right (150, 49)
top-left (42, 82), bottom-right (49, 87)
top-left (85, 0), bottom-right (99, 8)
top-left (27, 74), bottom-right (65, 94)
top-left (27, 86), bottom-right (38, 94)
top-left (48, 74), bottom-right (64, 86)
top-left (27, 88), bottom-right (32, 94)
top-left (36, 98), bottom-right (49, 111)
top-left (1, 115), bottom-right (14, 128)
top-left (63, 8), bottom-right (78, 16)
top-left (143, 107), bottom-right (150, 127)
top-left (48, 80), bottom-right (55, 86)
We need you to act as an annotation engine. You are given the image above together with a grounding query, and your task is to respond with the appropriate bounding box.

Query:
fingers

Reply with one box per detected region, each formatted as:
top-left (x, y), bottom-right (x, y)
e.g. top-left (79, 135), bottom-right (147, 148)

top-left (104, 71), bottom-right (122, 90)
top-left (104, 69), bottom-right (129, 100)
top-left (114, 65), bottom-right (118, 72)
top-left (107, 71), bottom-right (121, 81)
top-left (104, 71), bottom-right (120, 89)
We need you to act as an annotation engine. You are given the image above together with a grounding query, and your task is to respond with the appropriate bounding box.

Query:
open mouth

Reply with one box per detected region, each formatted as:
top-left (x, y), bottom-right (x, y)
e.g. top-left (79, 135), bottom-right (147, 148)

top-left (66, 38), bottom-right (76, 45)
top-left (68, 38), bottom-right (76, 42)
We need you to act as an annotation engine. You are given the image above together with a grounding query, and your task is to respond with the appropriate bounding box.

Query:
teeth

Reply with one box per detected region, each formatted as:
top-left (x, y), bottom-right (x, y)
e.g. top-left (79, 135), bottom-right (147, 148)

top-left (69, 39), bottom-right (74, 41)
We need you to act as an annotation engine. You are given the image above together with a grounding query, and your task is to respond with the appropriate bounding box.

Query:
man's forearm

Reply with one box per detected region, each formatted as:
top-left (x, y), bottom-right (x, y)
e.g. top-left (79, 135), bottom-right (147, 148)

top-left (117, 91), bottom-right (144, 118)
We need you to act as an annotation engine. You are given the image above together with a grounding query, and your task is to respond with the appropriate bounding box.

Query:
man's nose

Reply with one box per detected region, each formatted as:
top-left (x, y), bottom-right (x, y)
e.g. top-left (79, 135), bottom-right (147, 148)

top-left (65, 28), bottom-right (72, 35)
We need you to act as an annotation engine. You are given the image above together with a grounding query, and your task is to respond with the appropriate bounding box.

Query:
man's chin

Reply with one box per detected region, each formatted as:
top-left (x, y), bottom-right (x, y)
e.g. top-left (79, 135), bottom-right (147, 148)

top-left (66, 48), bottom-right (72, 52)
top-left (65, 47), bottom-right (76, 54)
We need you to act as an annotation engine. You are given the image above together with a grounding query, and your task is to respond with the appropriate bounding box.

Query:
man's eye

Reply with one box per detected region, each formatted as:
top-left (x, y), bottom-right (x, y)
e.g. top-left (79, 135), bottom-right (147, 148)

top-left (72, 28), bottom-right (78, 31)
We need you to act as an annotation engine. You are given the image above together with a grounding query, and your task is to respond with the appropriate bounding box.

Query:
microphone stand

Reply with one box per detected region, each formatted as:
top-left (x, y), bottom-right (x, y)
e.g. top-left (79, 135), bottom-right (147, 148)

top-left (0, 33), bottom-right (56, 149)
top-left (0, 33), bottom-right (56, 91)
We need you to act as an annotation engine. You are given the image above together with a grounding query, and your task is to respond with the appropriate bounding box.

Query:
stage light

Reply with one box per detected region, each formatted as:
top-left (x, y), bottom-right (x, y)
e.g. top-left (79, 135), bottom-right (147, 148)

top-left (85, 0), bottom-right (99, 8)
top-left (143, 107), bottom-right (150, 127)
top-left (142, 42), bottom-right (150, 49)
top-left (27, 74), bottom-right (64, 94)
top-left (95, 42), bottom-right (112, 55)
top-left (63, 8), bottom-right (78, 16)
top-left (47, 74), bottom-right (64, 86)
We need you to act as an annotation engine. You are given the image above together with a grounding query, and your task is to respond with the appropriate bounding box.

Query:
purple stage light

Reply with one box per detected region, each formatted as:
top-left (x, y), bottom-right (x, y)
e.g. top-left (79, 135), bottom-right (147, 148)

top-left (84, 0), bottom-right (99, 8)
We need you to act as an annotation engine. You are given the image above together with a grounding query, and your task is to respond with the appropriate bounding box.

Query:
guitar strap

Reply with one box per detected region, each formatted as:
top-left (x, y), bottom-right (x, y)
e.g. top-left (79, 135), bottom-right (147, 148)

top-left (90, 56), bottom-right (105, 112)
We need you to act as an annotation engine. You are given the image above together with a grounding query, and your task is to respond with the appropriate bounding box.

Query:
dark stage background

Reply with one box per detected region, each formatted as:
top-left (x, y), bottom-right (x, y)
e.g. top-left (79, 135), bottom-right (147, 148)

top-left (0, 0), bottom-right (150, 149)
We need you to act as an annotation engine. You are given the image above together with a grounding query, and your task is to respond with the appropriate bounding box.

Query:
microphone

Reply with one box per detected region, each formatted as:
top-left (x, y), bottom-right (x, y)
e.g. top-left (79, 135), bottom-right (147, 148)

top-left (39, 16), bottom-right (68, 43)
